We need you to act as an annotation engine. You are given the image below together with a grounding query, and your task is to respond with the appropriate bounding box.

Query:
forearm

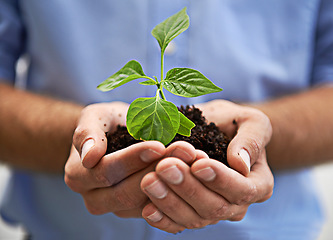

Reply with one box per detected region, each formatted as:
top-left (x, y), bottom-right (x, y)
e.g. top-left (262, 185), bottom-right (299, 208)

top-left (0, 82), bottom-right (83, 173)
top-left (256, 85), bottom-right (333, 170)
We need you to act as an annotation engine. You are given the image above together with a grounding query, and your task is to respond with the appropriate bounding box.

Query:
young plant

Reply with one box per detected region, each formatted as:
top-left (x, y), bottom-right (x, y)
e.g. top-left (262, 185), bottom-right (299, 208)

top-left (97, 7), bottom-right (222, 145)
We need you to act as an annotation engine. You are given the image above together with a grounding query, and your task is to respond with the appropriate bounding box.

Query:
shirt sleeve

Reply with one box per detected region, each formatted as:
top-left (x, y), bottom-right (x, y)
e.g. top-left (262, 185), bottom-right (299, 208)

top-left (0, 0), bottom-right (25, 84)
top-left (311, 0), bottom-right (333, 85)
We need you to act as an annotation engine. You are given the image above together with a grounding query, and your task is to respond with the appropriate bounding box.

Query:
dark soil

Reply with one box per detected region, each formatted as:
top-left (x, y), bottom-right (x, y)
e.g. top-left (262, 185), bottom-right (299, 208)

top-left (106, 105), bottom-right (230, 165)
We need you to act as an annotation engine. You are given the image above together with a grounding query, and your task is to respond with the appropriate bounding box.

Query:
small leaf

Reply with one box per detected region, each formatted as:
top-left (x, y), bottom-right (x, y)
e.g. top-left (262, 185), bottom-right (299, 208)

top-left (163, 68), bottom-right (223, 97)
top-left (177, 112), bottom-right (195, 136)
top-left (126, 96), bottom-right (180, 145)
top-left (151, 7), bottom-right (189, 53)
top-left (97, 60), bottom-right (146, 92)
top-left (139, 79), bottom-right (157, 86)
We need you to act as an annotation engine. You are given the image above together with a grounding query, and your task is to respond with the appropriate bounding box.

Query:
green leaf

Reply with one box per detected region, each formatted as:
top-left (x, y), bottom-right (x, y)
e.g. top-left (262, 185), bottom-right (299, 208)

top-left (139, 79), bottom-right (157, 86)
top-left (151, 7), bottom-right (189, 53)
top-left (177, 112), bottom-right (195, 136)
top-left (163, 68), bottom-right (223, 97)
top-left (97, 60), bottom-right (147, 92)
top-left (126, 96), bottom-right (180, 145)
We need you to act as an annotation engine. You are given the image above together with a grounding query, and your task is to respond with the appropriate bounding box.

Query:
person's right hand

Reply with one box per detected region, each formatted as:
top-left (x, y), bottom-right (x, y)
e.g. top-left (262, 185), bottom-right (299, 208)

top-left (64, 102), bottom-right (167, 216)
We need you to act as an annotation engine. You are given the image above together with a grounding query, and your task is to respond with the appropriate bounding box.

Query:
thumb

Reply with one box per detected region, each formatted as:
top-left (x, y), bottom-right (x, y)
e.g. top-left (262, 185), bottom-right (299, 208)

top-left (72, 102), bottom-right (128, 169)
top-left (227, 109), bottom-right (272, 176)
top-left (73, 126), bottom-right (107, 169)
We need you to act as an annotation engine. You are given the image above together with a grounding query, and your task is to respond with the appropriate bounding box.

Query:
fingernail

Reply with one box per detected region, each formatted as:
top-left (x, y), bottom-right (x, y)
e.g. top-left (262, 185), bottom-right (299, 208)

top-left (144, 180), bottom-right (168, 199)
top-left (147, 210), bottom-right (163, 222)
top-left (159, 166), bottom-right (184, 185)
top-left (239, 148), bottom-right (251, 172)
top-left (81, 139), bottom-right (95, 163)
top-left (194, 167), bottom-right (216, 182)
top-left (140, 149), bottom-right (162, 163)
top-left (170, 148), bottom-right (193, 162)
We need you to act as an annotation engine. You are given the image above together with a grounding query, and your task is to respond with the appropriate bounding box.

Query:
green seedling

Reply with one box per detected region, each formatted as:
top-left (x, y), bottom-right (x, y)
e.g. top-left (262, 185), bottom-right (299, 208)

top-left (97, 7), bottom-right (222, 145)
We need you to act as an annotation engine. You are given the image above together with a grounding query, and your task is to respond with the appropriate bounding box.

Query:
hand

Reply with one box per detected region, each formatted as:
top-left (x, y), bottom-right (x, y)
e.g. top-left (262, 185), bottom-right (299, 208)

top-left (65, 141), bottom-right (166, 216)
top-left (140, 100), bottom-right (274, 233)
top-left (65, 102), bottom-right (166, 216)
top-left (198, 99), bottom-right (273, 176)
top-left (71, 102), bottom-right (129, 169)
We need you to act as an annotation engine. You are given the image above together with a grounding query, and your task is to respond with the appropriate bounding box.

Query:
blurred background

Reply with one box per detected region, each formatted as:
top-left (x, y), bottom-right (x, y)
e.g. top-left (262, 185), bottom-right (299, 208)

top-left (1, 162), bottom-right (333, 239)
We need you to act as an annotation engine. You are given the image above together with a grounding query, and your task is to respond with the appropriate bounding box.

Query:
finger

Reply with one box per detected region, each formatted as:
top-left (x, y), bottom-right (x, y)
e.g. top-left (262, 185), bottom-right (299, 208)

top-left (65, 145), bottom-right (87, 193)
top-left (65, 141), bottom-right (166, 193)
top-left (197, 100), bottom-right (272, 176)
top-left (142, 202), bottom-right (185, 234)
top-left (73, 124), bottom-right (107, 169)
top-left (73, 102), bottom-right (128, 168)
top-left (141, 170), bottom-right (212, 229)
top-left (165, 141), bottom-right (196, 165)
top-left (227, 108), bottom-right (272, 176)
top-left (153, 158), bottom-right (240, 221)
top-left (195, 149), bottom-right (209, 160)
top-left (98, 141), bottom-right (166, 185)
top-left (191, 156), bottom-right (274, 205)
top-left (82, 163), bottom-right (156, 215)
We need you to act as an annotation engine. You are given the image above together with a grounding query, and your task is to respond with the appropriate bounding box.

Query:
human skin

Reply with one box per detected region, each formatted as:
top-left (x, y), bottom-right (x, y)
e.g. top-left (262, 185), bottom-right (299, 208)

top-left (0, 82), bottom-right (82, 173)
top-left (1, 81), bottom-right (333, 233)
top-left (64, 94), bottom-right (274, 234)
top-left (256, 85), bottom-right (333, 170)
top-left (140, 101), bottom-right (274, 232)
top-left (1, 82), bottom-right (332, 173)
top-left (139, 86), bottom-right (333, 232)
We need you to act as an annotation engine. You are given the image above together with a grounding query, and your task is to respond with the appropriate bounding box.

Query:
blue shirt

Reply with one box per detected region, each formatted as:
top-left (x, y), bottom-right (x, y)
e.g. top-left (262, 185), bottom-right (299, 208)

top-left (1, 0), bottom-right (332, 239)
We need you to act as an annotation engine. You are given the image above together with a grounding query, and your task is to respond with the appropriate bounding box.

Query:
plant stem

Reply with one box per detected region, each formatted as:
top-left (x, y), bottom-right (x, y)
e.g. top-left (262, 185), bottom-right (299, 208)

top-left (159, 87), bottom-right (166, 100)
top-left (159, 49), bottom-right (166, 100)
top-left (160, 49), bottom-right (165, 84)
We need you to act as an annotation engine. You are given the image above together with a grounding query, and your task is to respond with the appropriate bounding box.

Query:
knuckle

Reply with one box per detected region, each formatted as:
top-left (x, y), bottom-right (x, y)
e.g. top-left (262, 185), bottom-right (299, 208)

top-left (91, 167), bottom-right (113, 187)
top-left (73, 126), bottom-right (89, 145)
top-left (183, 186), bottom-right (199, 201)
top-left (64, 168), bottom-right (81, 193)
top-left (162, 200), bottom-right (182, 214)
top-left (261, 187), bottom-right (274, 203)
top-left (63, 174), bottom-right (74, 191)
top-left (184, 220), bottom-right (207, 229)
top-left (246, 138), bottom-right (262, 157)
top-left (163, 223), bottom-right (185, 234)
top-left (230, 212), bottom-right (246, 221)
top-left (85, 201), bottom-right (106, 215)
top-left (215, 175), bottom-right (232, 193)
top-left (83, 194), bottom-right (108, 215)
top-left (162, 220), bottom-right (176, 231)
top-left (236, 184), bottom-right (258, 205)
top-left (203, 200), bottom-right (229, 219)
top-left (94, 173), bottom-right (112, 187)
top-left (215, 203), bottom-right (229, 219)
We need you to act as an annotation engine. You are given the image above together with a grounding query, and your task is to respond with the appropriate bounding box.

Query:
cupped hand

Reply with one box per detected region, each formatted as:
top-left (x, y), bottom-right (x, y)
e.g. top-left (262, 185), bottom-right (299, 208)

top-left (140, 100), bottom-right (274, 233)
top-left (71, 102), bottom-right (128, 169)
top-left (65, 102), bottom-right (167, 216)
top-left (65, 140), bottom-right (166, 215)
top-left (65, 102), bottom-right (200, 218)
top-left (141, 151), bottom-right (273, 233)
top-left (198, 99), bottom-right (273, 176)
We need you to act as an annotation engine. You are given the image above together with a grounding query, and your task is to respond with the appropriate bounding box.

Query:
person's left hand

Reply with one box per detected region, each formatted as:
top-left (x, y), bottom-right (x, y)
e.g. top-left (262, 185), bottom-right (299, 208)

top-left (140, 100), bottom-right (274, 233)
